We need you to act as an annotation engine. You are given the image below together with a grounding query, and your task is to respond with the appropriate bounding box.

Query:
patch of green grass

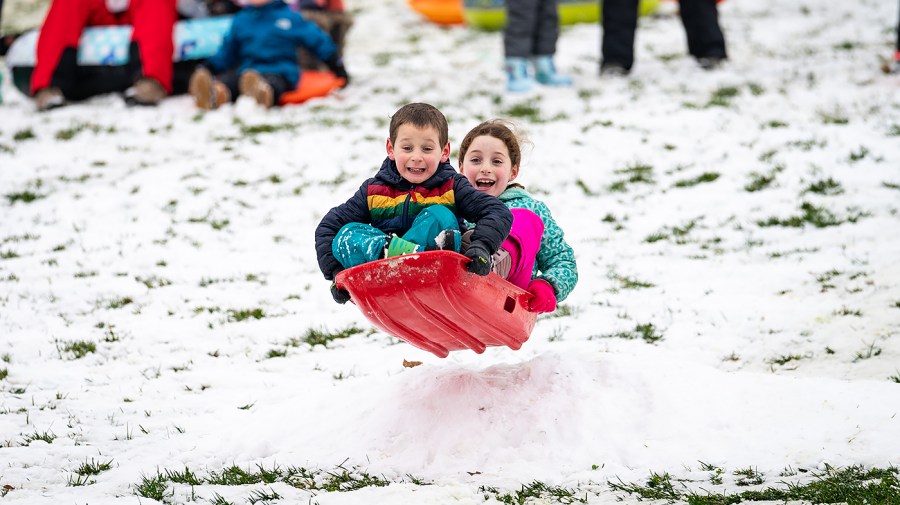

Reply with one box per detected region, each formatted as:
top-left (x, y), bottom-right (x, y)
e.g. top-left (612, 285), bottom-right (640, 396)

top-left (58, 340), bottom-right (97, 360)
top-left (13, 128), bottom-right (36, 141)
top-left (883, 181), bottom-right (900, 190)
top-left (674, 172), bottom-right (720, 188)
top-left (853, 342), bottom-right (882, 362)
top-left (6, 190), bottom-right (45, 205)
top-left (764, 120), bottom-right (789, 128)
top-left (597, 323), bottom-right (664, 344)
top-left (819, 111), bottom-right (849, 125)
top-left (481, 481), bottom-right (588, 504)
top-left (136, 275), bottom-right (172, 289)
top-left (757, 202), bottom-right (866, 229)
top-left (74, 458), bottom-right (113, 477)
top-left (609, 163), bottom-right (655, 192)
top-left (575, 179), bottom-right (598, 196)
top-left (608, 272), bottom-right (655, 290)
top-left (134, 472), bottom-right (171, 502)
top-left (227, 308), bottom-right (265, 322)
top-left (834, 306), bottom-right (862, 317)
top-left (105, 297), bottom-right (134, 309)
top-left (23, 430), bottom-right (57, 445)
top-left (610, 471), bottom-right (680, 501)
top-left (248, 488), bottom-right (282, 503)
top-left (0, 368), bottom-right (7, 380)
top-left (209, 494), bottom-right (236, 505)
top-left (707, 86), bottom-right (740, 107)
top-left (265, 348), bottom-right (287, 359)
top-left (239, 122), bottom-right (298, 136)
top-left (769, 353), bottom-right (806, 366)
top-left (289, 325), bottom-right (364, 348)
top-left (803, 177), bottom-right (844, 195)
top-left (67, 474), bottom-right (94, 487)
top-left (744, 164), bottom-right (783, 192)
top-left (735, 467), bottom-right (765, 486)
top-left (0, 250), bottom-right (18, 260)
top-left (887, 124), bottom-right (900, 136)
top-left (56, 123), bottom-right (112, 141)
top-left (848, 146), bottom-right (869, 162)
top-left (611, 465), bottom-right (899, 505)
top-left (500, 100), bottom-right (568, 124)
top-left (165, 467), bottom-right (203, 485)
top-left (645, 219), bottom-right (698, 244)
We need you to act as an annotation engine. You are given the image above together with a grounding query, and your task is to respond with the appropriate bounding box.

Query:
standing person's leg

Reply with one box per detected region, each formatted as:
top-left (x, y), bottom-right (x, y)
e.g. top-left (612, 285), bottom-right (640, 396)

top-left (31, 0), bottom-right (112, 97)
top-left (601, 0), bottom-right (639, 73)
top-left (532, 0), bottom-right (571, 85)
top-left (127, 0), bottom-right (177, 96)
top-left (679, 0), bottom-right (726, 65)
top-left (503, 0), bottom-right (539, 91)
top-left (532, 0), bottom-right (559, 57)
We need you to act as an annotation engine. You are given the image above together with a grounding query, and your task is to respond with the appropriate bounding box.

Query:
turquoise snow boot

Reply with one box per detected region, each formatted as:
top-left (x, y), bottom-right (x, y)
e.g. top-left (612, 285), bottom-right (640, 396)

top-left (534, 55), bottom-right (572, 87)
top-left (505, 57), bottom-right (533, 93)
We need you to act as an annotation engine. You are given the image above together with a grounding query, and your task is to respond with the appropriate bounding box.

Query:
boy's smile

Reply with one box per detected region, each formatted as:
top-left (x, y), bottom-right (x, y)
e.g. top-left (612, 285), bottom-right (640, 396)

top-left (387, 124), bottom-right (450, 185)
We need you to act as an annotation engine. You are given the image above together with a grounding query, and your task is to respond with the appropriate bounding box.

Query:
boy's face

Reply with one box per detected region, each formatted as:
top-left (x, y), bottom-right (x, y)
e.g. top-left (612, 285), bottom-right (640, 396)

top-left (460, 135), bottom-right (518, 198)
top-left (386, 124), bottom-right (450, 185)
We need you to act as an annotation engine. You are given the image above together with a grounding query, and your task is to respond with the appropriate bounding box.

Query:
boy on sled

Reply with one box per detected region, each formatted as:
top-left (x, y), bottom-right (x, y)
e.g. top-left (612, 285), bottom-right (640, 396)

top-left (314, 103), bottom-right (513, 304)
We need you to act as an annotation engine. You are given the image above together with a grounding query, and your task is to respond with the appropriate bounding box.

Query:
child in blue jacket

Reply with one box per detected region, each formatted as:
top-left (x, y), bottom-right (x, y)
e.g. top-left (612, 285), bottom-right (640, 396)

top-left (188, 0), bottom-right (348, 109)
top-left (315, 103), bottom-right (513, 304)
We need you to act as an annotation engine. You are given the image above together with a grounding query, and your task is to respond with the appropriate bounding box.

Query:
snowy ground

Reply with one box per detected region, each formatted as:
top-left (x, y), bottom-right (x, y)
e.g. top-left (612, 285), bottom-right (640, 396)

top-left (1, 0), bottom-right (899, 504)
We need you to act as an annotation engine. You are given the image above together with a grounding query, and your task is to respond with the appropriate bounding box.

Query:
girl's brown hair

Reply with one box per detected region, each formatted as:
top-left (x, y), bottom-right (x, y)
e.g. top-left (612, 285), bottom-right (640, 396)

top-left (457, 119), bottom-right (528, 169)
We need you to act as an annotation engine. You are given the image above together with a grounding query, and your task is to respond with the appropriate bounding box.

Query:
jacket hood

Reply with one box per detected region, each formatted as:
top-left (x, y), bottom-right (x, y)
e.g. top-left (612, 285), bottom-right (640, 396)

top-left (499, 185), bottom-right (531, 202)
top-left (374, 157), bottom-right (458, 189)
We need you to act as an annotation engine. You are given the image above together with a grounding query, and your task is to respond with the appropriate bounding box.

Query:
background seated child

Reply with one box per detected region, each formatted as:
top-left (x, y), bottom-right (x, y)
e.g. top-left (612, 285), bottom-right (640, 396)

top-left (315, 103), bottom-right (513, 304)
top-left (187, 0), bottom-right (348, 109)
top-left (459, 119), bottom-right (578, 313)
top-left (294, 0), bottom-right (353, 75)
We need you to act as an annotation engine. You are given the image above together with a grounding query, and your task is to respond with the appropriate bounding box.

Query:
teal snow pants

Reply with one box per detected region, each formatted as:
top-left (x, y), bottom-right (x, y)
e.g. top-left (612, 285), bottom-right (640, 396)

top-left (332, 206), bottom-right (460, 270)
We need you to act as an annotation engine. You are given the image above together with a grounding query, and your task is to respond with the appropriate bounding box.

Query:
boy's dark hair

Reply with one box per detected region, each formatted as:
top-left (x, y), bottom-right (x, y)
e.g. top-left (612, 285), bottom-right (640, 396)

top-left (389, 103), bottom-right (449, 148)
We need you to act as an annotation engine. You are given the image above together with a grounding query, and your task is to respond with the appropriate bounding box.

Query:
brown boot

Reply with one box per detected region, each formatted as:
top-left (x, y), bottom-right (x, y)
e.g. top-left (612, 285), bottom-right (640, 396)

top-left (125, 78), bottom-right (166, 106)
top-left (238, 70), bottom-right (274, 109)
top-left (189, 67), bottom-right (230, 110)
top-left (34, 87), bottom-right (66, 112)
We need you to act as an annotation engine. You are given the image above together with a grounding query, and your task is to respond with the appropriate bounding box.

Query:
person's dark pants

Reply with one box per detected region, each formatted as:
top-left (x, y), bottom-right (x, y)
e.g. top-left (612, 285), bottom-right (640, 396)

top-left (218, 71), bottom-right (293, 104)
top-left (602, 0), bottom-right (726, 70)
top-left (504, 0), bottom-right (560, 58)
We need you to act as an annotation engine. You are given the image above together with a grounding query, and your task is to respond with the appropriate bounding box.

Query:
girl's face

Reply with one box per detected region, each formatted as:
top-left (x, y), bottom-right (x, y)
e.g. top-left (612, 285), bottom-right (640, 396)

top-left (386, 124), bottom-right (450, 185)
top-left (460, 135), bottom-right (518, 198)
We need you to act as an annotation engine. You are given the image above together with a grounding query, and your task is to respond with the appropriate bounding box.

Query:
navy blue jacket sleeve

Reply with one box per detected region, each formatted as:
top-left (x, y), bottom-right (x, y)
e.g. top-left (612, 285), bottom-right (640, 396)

top-left (315, 181), bottom-right (372, 280)
top-left (453, 175), bottom-right (512, 253)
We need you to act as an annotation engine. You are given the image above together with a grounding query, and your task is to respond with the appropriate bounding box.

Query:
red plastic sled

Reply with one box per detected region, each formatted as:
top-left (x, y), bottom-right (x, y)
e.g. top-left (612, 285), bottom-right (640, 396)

top-left (334, 251), bottom-right (537, 358)
top-left (279, 70), bottom-right (345, 105)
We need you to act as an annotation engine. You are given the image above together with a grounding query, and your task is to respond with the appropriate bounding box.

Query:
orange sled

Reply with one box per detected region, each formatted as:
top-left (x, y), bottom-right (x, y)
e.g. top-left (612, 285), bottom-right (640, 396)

top-left (335, 251), bottom-right (537, 358)
top-left (279, 70), bottom-right (345, 105)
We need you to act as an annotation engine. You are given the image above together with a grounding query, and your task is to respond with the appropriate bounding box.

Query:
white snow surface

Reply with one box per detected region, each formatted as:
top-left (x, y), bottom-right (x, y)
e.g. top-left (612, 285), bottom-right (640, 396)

top-left (1, 0), bottom-right (899, 503)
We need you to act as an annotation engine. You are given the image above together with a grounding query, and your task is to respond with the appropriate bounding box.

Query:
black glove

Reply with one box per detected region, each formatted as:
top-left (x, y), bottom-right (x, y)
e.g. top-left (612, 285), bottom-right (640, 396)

top-left (331, 282), bottom-right (351, 304)
top-left (325, 56), bottom-right (350, 86)
top-left (464, 243), bottom-right (492, 276)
